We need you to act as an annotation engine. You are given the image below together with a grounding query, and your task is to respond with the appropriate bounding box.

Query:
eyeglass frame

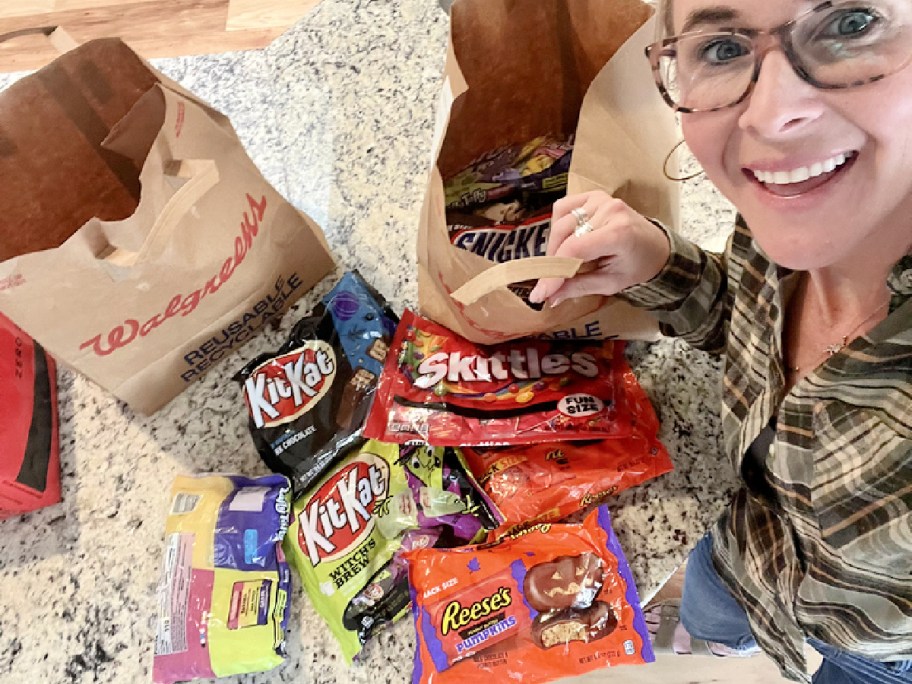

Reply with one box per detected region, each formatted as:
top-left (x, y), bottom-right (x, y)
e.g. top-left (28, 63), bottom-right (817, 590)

top-left (643, 0), bottom-right (912, 113)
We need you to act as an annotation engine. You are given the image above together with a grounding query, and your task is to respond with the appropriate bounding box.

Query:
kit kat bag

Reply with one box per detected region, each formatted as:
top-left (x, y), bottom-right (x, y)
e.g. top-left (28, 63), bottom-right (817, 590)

top-left (417, 0), bottom-right (680, 344)
top-left (0, 35), bottom-right (334, 413)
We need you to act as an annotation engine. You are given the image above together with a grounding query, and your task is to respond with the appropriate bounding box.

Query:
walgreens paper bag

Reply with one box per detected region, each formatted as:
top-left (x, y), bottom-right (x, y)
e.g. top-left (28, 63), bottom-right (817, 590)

top-left (417, 0), bottom-right (680, 344)
top-left (0, 38), bottom-right (334, 414)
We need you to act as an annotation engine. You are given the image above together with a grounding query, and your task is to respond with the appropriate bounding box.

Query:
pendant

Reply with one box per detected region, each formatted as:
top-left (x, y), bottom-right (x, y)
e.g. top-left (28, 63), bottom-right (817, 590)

top-left (824, 336), bottom-right (848, 356)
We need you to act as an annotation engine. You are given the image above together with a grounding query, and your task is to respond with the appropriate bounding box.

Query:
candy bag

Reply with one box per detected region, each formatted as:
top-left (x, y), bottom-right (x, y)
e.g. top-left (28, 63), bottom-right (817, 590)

top-left (449, 210), bottom-right (551, 264)
top-left (0, 313), bottom-right (61, 519)
top-left (152, 474), bottom-right (292, 684)
top-left (463, 435), bottom-right (672, 537)
top-left (462, 359), bottom-right (672, 536)
top-left (284, 439), bottom-right (500, 663)
top-left (444, 135), bottom-right (573, 211)
top-left (405, 506), bottom-right (654, 684)
top-left (237, 272), bottom-right (397, 493)
top-left (363, 310), bottom-right (634, 446)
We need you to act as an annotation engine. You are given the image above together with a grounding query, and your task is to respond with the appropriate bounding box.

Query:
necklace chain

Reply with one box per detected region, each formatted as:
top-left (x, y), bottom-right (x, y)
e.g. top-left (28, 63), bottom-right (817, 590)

top-left (789, 298), bottom-right (890, 374)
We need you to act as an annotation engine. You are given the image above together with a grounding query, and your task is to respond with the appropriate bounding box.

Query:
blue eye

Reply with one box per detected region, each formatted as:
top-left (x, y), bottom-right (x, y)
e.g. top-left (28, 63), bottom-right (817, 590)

top-left (823, 9), bottom-right (878, 37)
top-left (699, 38), bottom-right (750, 64)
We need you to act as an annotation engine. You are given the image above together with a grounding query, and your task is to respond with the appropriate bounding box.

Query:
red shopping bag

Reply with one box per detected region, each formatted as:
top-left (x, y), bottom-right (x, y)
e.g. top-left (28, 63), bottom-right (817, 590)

top-left (0, 313), bottom-right (61, 519)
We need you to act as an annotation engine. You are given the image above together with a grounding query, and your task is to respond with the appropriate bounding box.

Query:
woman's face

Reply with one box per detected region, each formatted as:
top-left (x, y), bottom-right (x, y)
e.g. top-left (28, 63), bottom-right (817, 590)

top-left (675, 0), bottom-right (912, 271)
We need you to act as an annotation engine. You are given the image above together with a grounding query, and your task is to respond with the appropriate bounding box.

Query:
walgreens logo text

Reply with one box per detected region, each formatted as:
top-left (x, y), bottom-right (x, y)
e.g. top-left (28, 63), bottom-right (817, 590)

top-left (79, 193), bottom-right (267, 357)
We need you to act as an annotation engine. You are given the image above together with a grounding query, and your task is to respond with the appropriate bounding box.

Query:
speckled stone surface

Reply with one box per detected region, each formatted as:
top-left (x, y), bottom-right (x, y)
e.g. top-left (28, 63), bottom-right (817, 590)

top-left (0, 1), bottom-right (739, 683)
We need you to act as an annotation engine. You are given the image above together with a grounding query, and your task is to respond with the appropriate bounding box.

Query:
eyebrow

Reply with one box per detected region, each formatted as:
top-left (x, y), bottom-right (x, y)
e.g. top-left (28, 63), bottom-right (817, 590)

top-left (681, 6), bottom-right (742, 33)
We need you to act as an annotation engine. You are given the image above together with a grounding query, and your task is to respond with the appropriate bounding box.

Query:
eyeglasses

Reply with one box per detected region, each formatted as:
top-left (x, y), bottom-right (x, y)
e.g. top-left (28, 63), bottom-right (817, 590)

top-left (644, 0), bottom-right (912, 113)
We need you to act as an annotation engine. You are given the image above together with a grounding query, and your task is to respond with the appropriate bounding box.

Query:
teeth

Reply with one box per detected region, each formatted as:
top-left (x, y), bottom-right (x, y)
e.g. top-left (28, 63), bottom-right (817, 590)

top-left (752, 152), bottom-right (851, 185)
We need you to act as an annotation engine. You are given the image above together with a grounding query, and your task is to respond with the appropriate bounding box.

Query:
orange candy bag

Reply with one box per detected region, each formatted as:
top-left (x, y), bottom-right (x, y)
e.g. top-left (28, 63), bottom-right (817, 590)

top-left (405, 506), bottom-right (654, 684)
top-left (461, 348), bottom-right (672, 537)
top-left (462, 435), bottom-right (673, 537)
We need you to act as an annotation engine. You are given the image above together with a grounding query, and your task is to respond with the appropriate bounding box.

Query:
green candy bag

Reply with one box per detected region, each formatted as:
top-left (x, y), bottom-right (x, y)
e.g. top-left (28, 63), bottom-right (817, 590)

top-left (285, 439), bottom-right (501, 662)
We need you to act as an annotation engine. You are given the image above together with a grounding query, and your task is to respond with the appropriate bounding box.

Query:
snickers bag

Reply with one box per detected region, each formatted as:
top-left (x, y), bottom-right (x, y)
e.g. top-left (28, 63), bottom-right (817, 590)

top-left (417, 0), bottom-right (680, 344)
top-left (0, 34), bottom-right (334, 414)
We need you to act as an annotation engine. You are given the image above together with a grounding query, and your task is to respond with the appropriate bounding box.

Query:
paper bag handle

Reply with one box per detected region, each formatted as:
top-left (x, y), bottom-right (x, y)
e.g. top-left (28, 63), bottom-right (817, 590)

top-left (103, 159), bottom-right (220, 269)
top-left (450, 256), bottom-right (586, 306)
top-left (0, 27), bottom-right (79, 53)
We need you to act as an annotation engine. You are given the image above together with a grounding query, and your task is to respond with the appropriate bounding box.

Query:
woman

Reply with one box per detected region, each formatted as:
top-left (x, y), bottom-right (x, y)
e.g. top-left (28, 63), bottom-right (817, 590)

top-left (528, 0), bottom-right (912, 682)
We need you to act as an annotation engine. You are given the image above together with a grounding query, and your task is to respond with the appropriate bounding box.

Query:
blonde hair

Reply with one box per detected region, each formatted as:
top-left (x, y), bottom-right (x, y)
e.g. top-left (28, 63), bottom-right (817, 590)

top-left (656, 0), bottom-right (674, 38)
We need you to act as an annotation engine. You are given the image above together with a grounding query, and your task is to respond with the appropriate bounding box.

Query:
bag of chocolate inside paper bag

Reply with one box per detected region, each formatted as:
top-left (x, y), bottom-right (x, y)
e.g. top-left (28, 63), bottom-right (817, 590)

top-left (417, 0), bottom-right (681, 344)
top-left (0, 33), bottom-right (334, 413)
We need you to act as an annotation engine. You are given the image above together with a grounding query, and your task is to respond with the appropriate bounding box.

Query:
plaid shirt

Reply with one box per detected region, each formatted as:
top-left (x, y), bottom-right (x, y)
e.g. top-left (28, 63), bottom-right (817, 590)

top-left (620, 216), bottom-right (912, 682)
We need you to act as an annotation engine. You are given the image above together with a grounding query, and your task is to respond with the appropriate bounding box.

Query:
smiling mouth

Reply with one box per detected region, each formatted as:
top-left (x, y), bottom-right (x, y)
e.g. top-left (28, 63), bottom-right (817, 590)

top-left (745, 151), bottom-right (858, 198)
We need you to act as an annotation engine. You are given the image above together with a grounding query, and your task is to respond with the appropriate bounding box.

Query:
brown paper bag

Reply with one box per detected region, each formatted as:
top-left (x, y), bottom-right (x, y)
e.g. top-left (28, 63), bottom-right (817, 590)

top-left (417, 0), bottom-right (680, 344)
top-left (0, 37), bottom-right (334, 414)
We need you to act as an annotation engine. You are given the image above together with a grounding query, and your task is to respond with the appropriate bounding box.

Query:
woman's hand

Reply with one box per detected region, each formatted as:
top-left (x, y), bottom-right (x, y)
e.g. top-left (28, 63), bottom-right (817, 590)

top-left (528, 190), bottom-right (671, 306)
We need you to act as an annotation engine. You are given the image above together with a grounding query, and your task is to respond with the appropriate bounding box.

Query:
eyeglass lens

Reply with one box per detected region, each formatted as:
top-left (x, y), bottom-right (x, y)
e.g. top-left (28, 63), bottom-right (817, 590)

top-left (657, 0), bottom-right (912, 111)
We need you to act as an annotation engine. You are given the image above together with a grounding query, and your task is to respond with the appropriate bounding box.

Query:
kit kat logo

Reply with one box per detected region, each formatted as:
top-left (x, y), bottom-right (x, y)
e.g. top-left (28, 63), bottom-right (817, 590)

top-left (296, 454), bottom-right (390, 566)
top-left (244, 341), bottom-right (336, 428)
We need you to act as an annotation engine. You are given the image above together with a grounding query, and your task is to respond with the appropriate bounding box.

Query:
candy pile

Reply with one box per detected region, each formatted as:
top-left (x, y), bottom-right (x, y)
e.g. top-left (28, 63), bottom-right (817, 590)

top-left (445, 136), bottom-right (574, 307)
top-left (153, 270), bottom-right (670, 683)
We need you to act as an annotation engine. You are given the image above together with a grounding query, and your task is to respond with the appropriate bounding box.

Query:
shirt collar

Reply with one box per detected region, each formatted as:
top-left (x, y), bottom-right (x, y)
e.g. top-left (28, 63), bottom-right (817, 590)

top-left (888, 254), bottom-right (912, 302)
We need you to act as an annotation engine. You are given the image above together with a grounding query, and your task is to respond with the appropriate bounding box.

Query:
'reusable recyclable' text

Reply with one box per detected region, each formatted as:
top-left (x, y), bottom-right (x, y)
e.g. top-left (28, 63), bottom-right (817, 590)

top-left (180, 273), bottom-right (305, 382)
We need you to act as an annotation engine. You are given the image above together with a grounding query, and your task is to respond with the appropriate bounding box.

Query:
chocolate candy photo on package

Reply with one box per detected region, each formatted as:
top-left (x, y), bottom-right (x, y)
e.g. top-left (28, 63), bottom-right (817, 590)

top-left (405, 505), bottom-right (654, 684)
top-left (236, 271), bottom-right (397, 493)
top-left (283, 439), bottom-right (501, 663)
top-left (531, 600), bottom-right (619, 649)
top-left (523, 552), bottom-right (606, 612)
top-left (364, 310), bottom-right (636, 447)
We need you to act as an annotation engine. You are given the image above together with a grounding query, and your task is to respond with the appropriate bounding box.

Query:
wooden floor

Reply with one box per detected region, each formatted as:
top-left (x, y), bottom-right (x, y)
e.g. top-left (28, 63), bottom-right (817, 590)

top-left (0, 0), bottom-right (321, 72)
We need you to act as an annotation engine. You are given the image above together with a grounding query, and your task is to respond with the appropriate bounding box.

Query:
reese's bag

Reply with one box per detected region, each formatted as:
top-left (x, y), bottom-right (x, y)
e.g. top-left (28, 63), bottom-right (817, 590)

top-left (405, 506), bottom-right (654, 684)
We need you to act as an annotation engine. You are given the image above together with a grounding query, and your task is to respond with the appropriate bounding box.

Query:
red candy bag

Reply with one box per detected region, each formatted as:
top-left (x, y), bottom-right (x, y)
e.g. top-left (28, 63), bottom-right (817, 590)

top-left (364, 310), bottom-right (634, 446)
top-left (462, 435), bottom-right (672, 537)
top-left (462, 356), bottom-right (672, 536)
top-left (405, 506), bottom-right (654, 684)
top-left (0, 313), bottom-right (61, 519)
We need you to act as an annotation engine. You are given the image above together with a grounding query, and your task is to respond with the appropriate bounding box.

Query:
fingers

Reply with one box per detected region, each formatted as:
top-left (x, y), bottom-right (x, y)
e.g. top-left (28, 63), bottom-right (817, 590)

top-left (546, 192), bottom-right (607, 258)
top-left (529, 192), bottom-right (620, 304)
top-left (546, 267), bottom-right (623, 307)
top-left (551, 200), bottom-right (622, 261)
top-left (528, 276), bottom-right (564, 304)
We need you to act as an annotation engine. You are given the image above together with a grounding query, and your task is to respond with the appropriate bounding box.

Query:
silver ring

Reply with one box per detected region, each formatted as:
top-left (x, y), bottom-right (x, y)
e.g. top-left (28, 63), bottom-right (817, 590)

top-left (573, 221), bottom-right (594, 237)
top-left (571, 207), bottom-right (589, 227)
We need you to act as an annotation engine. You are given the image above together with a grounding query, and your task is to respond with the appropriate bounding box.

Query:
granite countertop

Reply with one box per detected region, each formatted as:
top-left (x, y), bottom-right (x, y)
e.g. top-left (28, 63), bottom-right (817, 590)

top-left (0, 1), bottom-right (739, 682)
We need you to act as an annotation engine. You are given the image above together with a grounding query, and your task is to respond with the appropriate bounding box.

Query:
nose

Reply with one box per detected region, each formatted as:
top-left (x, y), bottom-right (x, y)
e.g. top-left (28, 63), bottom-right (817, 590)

top-left (737, 48), bottom-right (825, 139)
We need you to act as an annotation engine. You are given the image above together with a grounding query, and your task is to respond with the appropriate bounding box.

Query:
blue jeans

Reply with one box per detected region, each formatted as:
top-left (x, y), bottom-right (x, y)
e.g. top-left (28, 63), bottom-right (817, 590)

top-left (680, 532), bottom-right (912, 683)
